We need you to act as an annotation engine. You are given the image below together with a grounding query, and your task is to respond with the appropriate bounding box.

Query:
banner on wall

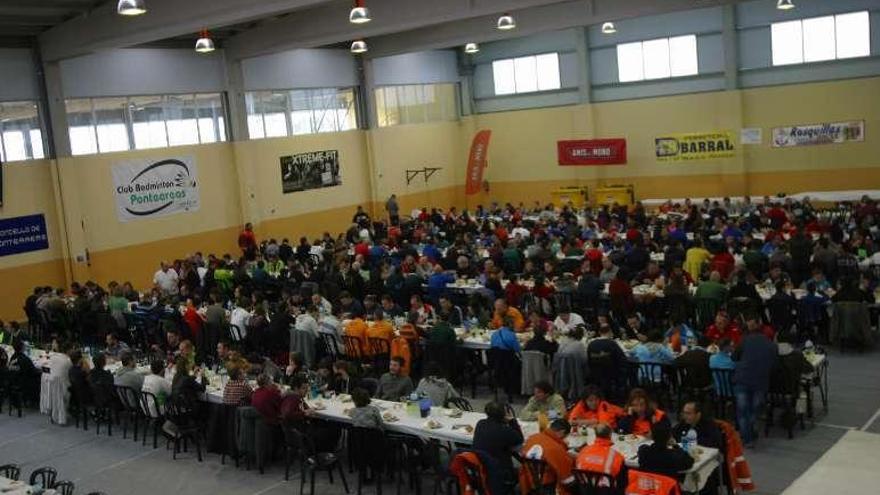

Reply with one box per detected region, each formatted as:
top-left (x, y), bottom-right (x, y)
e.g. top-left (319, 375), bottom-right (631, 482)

top-left (465, 130), bottom-right (492, 195)
top-left (654, 131), bottom-right (736, 162)
top-left (558, 139), bottom-right (627, 165)
top-left (280, 150), bottom-right (342, 194)
top-left (771, 120), bottom-right (864, 148)
top-left (112, 157), bottom-right (199, 222)
top-left (0, 214), bottom-right (49, 257)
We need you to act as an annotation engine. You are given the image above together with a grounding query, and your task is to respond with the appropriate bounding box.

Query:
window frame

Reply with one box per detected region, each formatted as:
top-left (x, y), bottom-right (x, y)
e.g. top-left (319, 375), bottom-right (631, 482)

top-left (0, 99), bottom-right (46, 162)
top-left (492, 52), bottom-right (562, 96)
top-left (771, 10), bottom-right (871, 67)
top-left (616, 34), bottom-right (699, 84)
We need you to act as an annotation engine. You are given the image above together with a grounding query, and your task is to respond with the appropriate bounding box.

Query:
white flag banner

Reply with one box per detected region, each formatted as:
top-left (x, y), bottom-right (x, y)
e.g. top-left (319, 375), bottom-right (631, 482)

top-left (112, 156), bottom-right (200, 222)
top-left (771, 120), bottom-right (864, 148)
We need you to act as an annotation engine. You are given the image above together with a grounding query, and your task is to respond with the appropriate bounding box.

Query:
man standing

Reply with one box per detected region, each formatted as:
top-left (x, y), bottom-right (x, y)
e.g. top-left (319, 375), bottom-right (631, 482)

top-left (153, 262), bottom-right (179, 297)
top-left (238, 222), bottom-right (257, 261)
top-left (374, 357), bottom-right (414, 400)
top-left (733, 314), bottom-right (778, 447)
top-left (385, 194), bottom-right (400, 226)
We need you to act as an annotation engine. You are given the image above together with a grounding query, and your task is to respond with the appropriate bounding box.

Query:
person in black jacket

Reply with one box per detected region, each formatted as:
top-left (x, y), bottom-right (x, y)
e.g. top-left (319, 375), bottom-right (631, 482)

top-left (523, 325), bottom-right (558, 357)
top-left (672, 401), bottom-right (721, 449)
top-left (68, 349), bottom-right (93, 406)
top-left (472, 401), bottom-right (524, 484)
top-left (637, 421), bottom-right (694, 482)
top-left (171, 355), bottom-right (207, 408)
top-left (88, 353), bottom-right (115, 409)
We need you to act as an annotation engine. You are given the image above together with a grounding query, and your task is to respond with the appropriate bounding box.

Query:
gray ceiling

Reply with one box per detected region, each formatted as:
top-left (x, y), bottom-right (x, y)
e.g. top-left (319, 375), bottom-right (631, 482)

top-left (0, 0), bottom-right (751, 60)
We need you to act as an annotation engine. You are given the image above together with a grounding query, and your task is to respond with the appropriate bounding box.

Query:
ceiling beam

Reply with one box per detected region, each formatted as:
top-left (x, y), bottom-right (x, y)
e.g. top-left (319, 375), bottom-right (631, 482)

top-left (225, 0), bottom-right (573, 61)
top-left (38, 0), bottom-right (334, 62)
top-left (364, 0), bottom-right (748, 58)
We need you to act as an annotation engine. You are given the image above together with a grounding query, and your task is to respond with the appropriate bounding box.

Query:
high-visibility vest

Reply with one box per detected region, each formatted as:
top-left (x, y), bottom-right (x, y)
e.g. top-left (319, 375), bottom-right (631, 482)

top-left (390, 336), bottom-right (412, 376)
top-left (625, 470), bottom-right (681, 495)
top-left (576, 439), bottom-right (624, 476)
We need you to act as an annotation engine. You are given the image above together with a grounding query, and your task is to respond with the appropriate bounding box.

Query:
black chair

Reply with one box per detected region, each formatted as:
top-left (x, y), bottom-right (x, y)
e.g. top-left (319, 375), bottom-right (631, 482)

top-left (53, 480), bottom-right (75, 495)
top-left (765, 365), bottom-right (803, 439)
top-left (228, 324), bottom-right (244, 342)
top-left (285, 426), bottom-right (349, 495)
top-left (348, 426), bottom-right (387, 494)
top-left (28, 467), bottom-right (57, 489)
top-left (165, 396), bottom-right (205, 461)
top-left (115, 385), bottom-right (143, 441)
top-left (711, 368), bottom-right (736, 421)
top-left (444, 397), bottom-right (473, 412)
top-left (515, 453), bottom-right (552, 495)
top-left (572, 469), bottom-right (620, 495)
top-left (85, 492), bottom-right (109, 495)
top-left (4, 370), bottom-right (25, 417)
top-left (368, 338), bottom-right (391, 376)
top-left (320, 333), bottom-right (342, 362)
top-left (487, 348), bottom-right (521, 402)
top-left (765, 297), bottom-right (796, 335)
top-left (632, 362), bottom-right (677, 410)
top-left (0, 464), bottom-right (20, 481)
top-left (343, 335), bottom-right (366, 366)
top-left (139, 391), bottom-right (165, 449)
top-left (693, 297), bottom-right (721, 331)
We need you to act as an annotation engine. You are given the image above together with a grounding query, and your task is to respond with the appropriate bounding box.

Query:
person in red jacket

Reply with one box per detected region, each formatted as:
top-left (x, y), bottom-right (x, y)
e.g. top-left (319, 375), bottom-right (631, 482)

top-left (238, 222), bottom-right (257, 260)
top-left (705, 311), bottom-right (742, 346)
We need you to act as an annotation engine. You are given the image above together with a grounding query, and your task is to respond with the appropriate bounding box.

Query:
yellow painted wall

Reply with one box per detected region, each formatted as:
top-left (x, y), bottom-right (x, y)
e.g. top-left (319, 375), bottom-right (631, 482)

top-left (1, 76), bottom-right (879, 321)
top-left (0, 160), bottom-right (68, 320)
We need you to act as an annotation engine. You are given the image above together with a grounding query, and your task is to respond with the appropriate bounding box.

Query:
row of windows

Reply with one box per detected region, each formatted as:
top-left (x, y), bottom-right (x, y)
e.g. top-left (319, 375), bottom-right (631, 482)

top-left (245, 88), bottom-right (357, 139)
top-left (66, 93), bottom-right (227, 156)
top-left (375, 83), bottom-right (458, 127)
top-left (771, 11), bottom-right (870, 66)
top-left (617, 35), bottom-right (698, 83)
top-left (492, 53), bottom-right (561, 95)
top-left (0, 100), bottom-right (45, 162)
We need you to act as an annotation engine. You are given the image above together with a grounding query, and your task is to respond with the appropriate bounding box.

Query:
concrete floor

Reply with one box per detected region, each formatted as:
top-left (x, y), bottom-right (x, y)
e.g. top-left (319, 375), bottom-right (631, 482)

top-left (2, 347), bottom-right (879, 495)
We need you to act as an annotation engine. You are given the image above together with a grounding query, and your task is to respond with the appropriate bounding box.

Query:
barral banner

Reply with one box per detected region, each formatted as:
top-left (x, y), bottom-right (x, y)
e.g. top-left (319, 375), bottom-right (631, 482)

top-left (112, 157), bottom-right (199, 222)
top-left (280, 150), bottom-right (341, 194)
top-left (558, 139), bottom-right (627, 165)
top-left (654, 131), bottom-right (736, 162)
top-left (465, 130), bottom-right (491, 195)
top-left (0, 213), bottom-right (49, 257)
top-left (771, 120), bottom-right (864, 148)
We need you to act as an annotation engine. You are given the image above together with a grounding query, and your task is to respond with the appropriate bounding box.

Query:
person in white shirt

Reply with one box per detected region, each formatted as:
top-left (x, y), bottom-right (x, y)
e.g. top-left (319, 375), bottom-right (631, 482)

top-left (512, 224), bottom-right (531, 239)
top-left (141, 360), bottom-right (172, 417)
top-left (294, 306), bottom-right (320, 338)
top-left (310, 293), bottom-right (333, 318)
top-left (553, 307), bottom-right (585, 337)
top-left (229, 299), bottom-right (252, 340)
top-left (153, 262), bottom-right (179, 296)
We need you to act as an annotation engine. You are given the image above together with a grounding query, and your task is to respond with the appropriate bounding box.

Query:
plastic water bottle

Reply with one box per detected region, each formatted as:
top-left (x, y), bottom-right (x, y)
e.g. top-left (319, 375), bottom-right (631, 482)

top-left (683, 428), bottom-right (697, 453)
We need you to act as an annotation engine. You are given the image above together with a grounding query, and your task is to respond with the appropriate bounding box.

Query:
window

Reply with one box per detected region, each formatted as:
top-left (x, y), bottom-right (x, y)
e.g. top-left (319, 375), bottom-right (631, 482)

top-left (771, 11), bottom-right (870, 66)
top-left (244, 87), bottom-right (357, 140)
top-left (492, 53), bottom-right (561, 95)
top-left (65, 93), bottom-right (227, 156)
top-left (616, 35), bottom-right (698, 83)
top-left (0, 100), bottom-right (45, 162)
top-left (374, 83), bottom-right (458, 127)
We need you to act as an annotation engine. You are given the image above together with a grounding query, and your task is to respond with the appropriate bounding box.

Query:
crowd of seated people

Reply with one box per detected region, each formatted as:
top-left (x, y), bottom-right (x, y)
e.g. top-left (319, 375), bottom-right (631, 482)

top-left (1, 194), bottom-right (878, 493)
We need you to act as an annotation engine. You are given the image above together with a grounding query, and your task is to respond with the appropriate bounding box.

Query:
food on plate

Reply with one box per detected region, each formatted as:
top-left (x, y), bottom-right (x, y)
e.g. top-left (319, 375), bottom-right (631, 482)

top-left (452, 424), bottom-right (474, 434)
top-left (444, 408), bottom-right (463, 418)
top-left (338, 394), bottom-right (353, 403)
top-left (382, 412), bottom-right (399, 422)
top-left (423, 419), bottom-right (443, 429)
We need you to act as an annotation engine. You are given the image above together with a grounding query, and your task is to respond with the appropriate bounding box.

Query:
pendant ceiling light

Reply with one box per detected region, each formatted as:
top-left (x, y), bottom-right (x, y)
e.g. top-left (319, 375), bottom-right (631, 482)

top-left (464, 43), bottom-right (480, 54)
top-left (777, 0), bottom-right (795, 10)
top-left (117, 0), bottom-right (147, 16)
top-left (351, 40), bottom-right (368, 54)
top-left (601, 22), bottom-right (617, 34)
top-left (349, 0), bottom-right (371, 24)
top-left (195, 29), bottom-right (215, 53)
top-left (497, 13), bottom-right (516, 31)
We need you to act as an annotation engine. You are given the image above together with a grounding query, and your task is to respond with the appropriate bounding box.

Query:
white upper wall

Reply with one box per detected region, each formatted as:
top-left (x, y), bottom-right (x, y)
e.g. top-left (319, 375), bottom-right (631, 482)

top-left (0, 49), bottom-right (39, 101)
top-left (371, 50), bottom-right (459, 86)
top-left (59, 49), bottom-right (227, 98)
top-left (241, 49), bottom-right (357, 90)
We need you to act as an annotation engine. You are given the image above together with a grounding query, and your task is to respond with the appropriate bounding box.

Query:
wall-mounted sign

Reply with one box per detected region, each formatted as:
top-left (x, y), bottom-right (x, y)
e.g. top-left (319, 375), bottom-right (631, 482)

top-left (740, 128), bottom-right (763, 145)
top-left (655, 131), bottom-right (736, 162)
top-left (558, 139), bottom-right (627, 165)
top-left (772, 120), bottom-right (864, 148)
top-left (465, 130), bottom-right (491, 195)
top-left (280, 150), bottom-right (342, 194)
top-left (0, 213), bottom-right (49, 257)
top-left (112, 157), bottom-right (200, 222)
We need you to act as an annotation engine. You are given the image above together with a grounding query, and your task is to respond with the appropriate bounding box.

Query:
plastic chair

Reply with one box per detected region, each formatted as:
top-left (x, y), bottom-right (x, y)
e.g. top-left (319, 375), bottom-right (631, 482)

top-left (165, 396), bottom-right (205, 462)
top-left (711, 368), bottom-right (736, 421)
top-left (343, 335), bottom-right (366, 365)
top-left (320, 333), bottom-right (342, 362)
top-left (115, 385), bottom-right (143, 441)
top-left (368, 337), bottom-right (391, 375)
top-left (53, 480), bottom-right (75, 495)
top-left (28, 467), bottom-right (57, 489)
top-left (0, 464), bottom-right (20, 481)
top-left (572, 469), bottom-right (620, 495)
top-left (516, 453), bottom-right (551, 495)
top-left (348, 426), bottom-right (386, 494)
top-left (139, 391), bottom-right (165, 449)
top-left (444, 397), bottom-right (473, 412)
top-left (285, 426), bottom-right (349, 495)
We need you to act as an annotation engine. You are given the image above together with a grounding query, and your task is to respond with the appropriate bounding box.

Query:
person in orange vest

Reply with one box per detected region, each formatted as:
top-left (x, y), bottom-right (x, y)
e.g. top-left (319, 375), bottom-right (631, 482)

top-left (519, 419), bottom-right (576, 495)
top-left (575, 423), bottom-right (627, 488)
top-left (490, 298), bottom-right (526, 332)
top-left (625, 469), bottom-right (682, 495)
top-left (617, 388), bottom-right (669, 436)
top-left (568, 385), bottom-right (625, 429)
top-left (366, 309), bottom-right (394, 355)
top-left (343, 317), bottom-right (368, 357)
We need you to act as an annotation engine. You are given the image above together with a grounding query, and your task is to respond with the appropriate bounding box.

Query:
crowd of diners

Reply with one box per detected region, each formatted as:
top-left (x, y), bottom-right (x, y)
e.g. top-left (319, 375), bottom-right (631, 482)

top-left (1, 193), bottom-right (878, 494)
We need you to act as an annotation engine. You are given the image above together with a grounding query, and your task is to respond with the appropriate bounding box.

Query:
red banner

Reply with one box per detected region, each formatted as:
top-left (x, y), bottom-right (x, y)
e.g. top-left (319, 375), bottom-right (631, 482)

top-left (465, 130), bottom-right (491, 195)
top-left (557, 139), bottom-right (627, 165)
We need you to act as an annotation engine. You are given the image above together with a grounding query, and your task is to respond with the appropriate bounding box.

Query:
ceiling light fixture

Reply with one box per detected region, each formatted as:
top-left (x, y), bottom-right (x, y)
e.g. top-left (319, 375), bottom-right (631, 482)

top-left (351, 40), bottom-right (368, 54)
top-left (195, 29), bottom-right (215, 53)
top-left (117, 0), bottom-right (147, 16)
top-left (464, 43), bottom-right (480, 54)
top-left (497, 13), bottom-right (516, 31)
top-left (776, 0), bottom-right (795, 10)
top-left (349, 0), bottom-right (371, 24)
top-left (601, 22), bottom-right (617, 34)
